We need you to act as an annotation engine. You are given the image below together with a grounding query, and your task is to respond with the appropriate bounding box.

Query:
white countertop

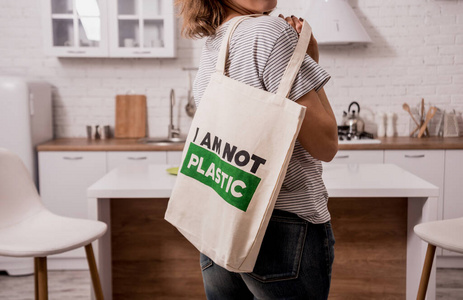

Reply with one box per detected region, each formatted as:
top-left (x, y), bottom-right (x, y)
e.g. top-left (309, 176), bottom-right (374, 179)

top-left (87, 163), bottom-right (439, 199)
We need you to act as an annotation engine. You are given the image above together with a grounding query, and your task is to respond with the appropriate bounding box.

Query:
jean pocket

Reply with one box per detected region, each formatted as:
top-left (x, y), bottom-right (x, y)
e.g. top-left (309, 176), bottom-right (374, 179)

top-left (200, 252), bottom-right (213, 271)
top-left (246, 215), bottom-right (308, 283)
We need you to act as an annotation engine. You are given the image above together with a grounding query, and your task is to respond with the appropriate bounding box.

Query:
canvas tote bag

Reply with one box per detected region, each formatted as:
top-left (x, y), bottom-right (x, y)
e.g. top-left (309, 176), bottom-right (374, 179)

top-left (165, 14), bottom-right (313, 272)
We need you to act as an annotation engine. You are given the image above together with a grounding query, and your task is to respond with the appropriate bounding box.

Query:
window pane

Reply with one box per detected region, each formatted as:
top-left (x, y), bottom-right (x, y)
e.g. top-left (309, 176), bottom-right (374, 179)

top-left (52, 0), bottom-right (73, 14)
top-left (118, 0), bottom-right (137, 15)
top-left (76, 0), bottom-right (100, 17)
top-left (119, 20), bottom-right (140, 47)
top-left (143, 19), bottom-right (163, 48)
top-left (143, 0), bottom-right (161, 17)
top-left (79, 18), bottom-right (100, 47)
top-left (52, 19), bottom-right (74, 46)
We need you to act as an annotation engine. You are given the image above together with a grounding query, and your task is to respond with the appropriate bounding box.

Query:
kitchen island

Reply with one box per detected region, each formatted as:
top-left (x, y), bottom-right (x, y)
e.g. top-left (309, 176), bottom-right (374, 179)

top-left (87, 163), bottom-right (439, 300)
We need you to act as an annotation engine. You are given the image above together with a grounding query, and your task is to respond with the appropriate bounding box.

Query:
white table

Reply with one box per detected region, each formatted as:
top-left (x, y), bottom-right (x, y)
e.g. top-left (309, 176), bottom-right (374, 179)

top-left (88, 163), bottom-right (439, 300)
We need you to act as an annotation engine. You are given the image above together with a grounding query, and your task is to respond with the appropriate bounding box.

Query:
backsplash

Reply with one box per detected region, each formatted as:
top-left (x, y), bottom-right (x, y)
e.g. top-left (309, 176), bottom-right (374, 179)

top-left (0, 0), bottom-right (462, 138)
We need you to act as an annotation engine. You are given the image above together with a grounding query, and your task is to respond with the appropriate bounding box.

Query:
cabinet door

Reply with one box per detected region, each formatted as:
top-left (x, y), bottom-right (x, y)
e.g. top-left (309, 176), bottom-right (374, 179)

top-left (442, 150), bottom-right (463, 256)
top-left (107, 151), bottom-right (166, 171)
top-left (42, 0), bottom-right (109, 57)
top-left (108, 0), bottom-right (176, 57)
top-left (38, 151), bottom-right (106, 261)
top-left (385, 150), bottom-right (444, 217)
top-left (323, 150), bottom-right (384, 165)
top-left (166, 151), bottom-right (183, 165)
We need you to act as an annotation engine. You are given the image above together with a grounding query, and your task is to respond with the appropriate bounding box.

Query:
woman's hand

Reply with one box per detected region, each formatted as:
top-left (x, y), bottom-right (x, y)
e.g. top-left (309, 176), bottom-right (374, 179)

top-left (278, 14), bottom-right (319, 64)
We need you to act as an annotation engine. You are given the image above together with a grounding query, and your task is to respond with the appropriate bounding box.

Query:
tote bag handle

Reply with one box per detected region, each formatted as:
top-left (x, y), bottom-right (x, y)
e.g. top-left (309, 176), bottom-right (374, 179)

top-left (216, 14), bottom-right (313, 99)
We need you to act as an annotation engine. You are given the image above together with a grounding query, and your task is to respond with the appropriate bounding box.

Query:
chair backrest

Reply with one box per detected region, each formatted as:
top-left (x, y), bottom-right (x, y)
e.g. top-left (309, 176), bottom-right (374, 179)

top-left (0, 147), bottom-right (44, 229)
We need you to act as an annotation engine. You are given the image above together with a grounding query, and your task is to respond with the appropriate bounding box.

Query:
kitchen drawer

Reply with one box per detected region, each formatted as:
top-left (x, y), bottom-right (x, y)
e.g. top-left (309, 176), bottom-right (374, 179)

top-left (324, 150), bottom-right (384, 164)
top-left (167, 151), bottom-right (183, 165)
top-left (107, 151), bottom-right (167, 171)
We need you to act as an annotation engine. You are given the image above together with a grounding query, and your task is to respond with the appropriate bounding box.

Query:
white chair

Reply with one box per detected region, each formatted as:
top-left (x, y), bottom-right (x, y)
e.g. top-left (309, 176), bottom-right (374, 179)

top-left (414, 217), bottom-right (463, 300)
top-left (0, 148), bottom-right (107, 300)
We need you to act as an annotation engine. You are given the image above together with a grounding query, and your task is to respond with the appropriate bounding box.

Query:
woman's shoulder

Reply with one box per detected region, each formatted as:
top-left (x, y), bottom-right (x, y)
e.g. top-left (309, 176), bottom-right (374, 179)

top-left (238, 15), bottom-right (295, 39)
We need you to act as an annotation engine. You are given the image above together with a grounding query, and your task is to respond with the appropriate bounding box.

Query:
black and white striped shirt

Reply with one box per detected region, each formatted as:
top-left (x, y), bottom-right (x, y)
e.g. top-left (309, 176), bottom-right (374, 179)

top-left (192, 15), bottom-right (332, 224)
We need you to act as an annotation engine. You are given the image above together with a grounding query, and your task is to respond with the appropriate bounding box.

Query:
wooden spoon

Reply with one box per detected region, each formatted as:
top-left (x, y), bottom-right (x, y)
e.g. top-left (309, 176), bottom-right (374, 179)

top-left (417, 106), bottom-right (437, 138)
top-left (403, 103), bottom-right (420, 127)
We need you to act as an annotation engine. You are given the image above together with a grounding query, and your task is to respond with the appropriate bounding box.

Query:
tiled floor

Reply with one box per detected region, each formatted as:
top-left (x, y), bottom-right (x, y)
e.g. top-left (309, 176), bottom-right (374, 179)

top-left (0, 268), bottom-right (462, 299)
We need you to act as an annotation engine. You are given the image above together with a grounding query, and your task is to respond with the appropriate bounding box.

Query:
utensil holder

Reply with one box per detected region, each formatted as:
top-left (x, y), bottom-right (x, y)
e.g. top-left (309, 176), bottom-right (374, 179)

top-left (408, 106), bottom-right (443, 137)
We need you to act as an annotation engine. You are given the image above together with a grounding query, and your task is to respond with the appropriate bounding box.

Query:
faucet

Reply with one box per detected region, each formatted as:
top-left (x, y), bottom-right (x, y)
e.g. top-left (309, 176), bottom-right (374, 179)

top-left (168, 89), bottom-right (180, 139)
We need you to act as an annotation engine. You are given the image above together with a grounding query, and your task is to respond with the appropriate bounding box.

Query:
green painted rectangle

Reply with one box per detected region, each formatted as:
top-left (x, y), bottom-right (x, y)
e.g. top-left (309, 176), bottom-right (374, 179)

top-left (180, 142), bottom-right (261, 212)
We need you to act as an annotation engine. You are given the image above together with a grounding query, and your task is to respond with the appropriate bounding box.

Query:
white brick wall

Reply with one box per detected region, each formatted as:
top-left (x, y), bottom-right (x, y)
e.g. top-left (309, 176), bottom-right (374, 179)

top-left (0, 0), bottom-right (462, 138)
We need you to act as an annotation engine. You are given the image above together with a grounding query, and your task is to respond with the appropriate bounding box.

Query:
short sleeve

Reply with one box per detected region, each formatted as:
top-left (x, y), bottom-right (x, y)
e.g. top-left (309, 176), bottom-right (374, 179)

top-left (262, 24), bottom-right (331, 101)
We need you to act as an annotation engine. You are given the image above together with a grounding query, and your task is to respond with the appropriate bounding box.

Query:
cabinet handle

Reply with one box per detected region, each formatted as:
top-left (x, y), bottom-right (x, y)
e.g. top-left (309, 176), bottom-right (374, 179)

top-left (133, 51), bottom-right (151, 54)
top-left (63, 156), bottom-right (83, 160)
top-left (404, 154), bottom-right (425, 158)
top-left (67, 50), bottom-right (86, 54)
top-left (127, 156), bottom-right (147, 160)
top-left (335, 155), bottom-right (350, 159)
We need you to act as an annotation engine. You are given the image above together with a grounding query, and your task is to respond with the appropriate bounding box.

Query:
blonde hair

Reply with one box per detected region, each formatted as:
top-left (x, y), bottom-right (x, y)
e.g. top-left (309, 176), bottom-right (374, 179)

top-left (175, 0), bottom-right (274, 39)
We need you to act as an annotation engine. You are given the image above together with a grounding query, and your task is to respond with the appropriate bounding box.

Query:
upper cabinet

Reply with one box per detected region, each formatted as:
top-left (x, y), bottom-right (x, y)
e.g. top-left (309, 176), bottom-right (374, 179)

top-left (42, 0), bottom-right (176, 58)
top-left (109, 0), bottom-right (175, 57)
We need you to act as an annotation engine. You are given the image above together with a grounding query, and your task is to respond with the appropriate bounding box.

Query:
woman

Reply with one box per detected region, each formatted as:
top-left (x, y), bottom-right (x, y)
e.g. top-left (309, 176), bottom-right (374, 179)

top-left (176, 0), bottom-right (338, 299)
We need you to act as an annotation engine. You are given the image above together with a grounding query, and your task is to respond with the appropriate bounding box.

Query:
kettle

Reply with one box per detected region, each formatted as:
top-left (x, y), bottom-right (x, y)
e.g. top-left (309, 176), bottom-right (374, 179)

top-left (343, 101), bottom-right (365, 135)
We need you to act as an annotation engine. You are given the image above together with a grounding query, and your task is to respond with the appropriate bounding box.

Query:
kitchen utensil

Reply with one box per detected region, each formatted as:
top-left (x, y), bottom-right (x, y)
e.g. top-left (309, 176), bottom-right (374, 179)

top-left (100, 125), bottom-right (111, 139)
top-left (421, 98), bottom-right (430, 137)
top-left (115, 94), bottom-right (147, 138)
top-left (443, 109), bottom-right (460, 137)
top-left (86, 125), bottom-right (93, 139)
top-left (185, 72), bottom-right (196, 117)
top-left (403, 103), bottom-right (420, 127)
top-left (94, 125), bottom-right (101, 139)
top-left (343, 101), bottom-right (365, 135)
top-left (418, 106), bottom-right (437, 138)
top-left (410, 125), bottom-right (421, 137)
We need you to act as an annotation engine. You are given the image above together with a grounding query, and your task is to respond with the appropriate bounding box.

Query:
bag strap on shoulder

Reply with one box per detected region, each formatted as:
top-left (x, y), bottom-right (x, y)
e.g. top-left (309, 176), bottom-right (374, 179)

top-left (216, 14), bottom-right (312, 100)
top-left (216, 14), bottom-right (263, 75)
top-left (275, 20), bottom-right (312, 99)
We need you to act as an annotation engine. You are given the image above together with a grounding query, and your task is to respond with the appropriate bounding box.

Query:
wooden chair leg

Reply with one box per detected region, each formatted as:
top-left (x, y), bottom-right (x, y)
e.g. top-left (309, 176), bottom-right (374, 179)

top-left (35, 257), bottom-right (48, 300)
top-left (417, 243), bottom-right (436, 300)
top-left (85, 243), bottom-right (104, 300)
top-left (34, 258), bottom-right (39, 300)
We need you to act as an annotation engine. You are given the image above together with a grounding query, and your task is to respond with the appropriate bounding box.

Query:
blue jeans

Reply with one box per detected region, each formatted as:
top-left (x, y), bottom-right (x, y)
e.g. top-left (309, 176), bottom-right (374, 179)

top-left (200, 209), bottom-right (336, 300)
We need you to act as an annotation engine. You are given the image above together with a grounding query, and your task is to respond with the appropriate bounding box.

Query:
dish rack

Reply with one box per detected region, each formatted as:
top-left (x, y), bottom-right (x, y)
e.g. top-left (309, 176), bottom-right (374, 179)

top-left (443, 109), bottom-right (460, 137)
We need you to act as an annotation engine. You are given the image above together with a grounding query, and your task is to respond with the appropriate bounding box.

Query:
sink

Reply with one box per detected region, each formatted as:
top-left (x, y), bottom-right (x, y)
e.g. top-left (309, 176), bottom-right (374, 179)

top-left (138, 137), bottom-right (187, 145)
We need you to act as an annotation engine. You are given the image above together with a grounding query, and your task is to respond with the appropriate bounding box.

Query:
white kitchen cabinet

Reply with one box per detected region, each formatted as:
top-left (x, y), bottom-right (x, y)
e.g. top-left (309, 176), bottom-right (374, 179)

top-left (385, 150), bottom-right (445, 217)
top-left (42, 0), bottom-right (176, 58)
top-left (384, 150), bottom-right (445, 256)
top-left (41, 0), bottom-right (109, 57)
top-left (107, 151), bottom-right (166, 171)
top-left (166, 150), bottom-right (183, 165)
top-left (324, 150), bottom-right (384, 165)
top-left (108, 0), bottom-right (176, 57)
top-left (38, 151), bottom-right (106, 265)
top-left (442, 150), bottom-right (463, 257)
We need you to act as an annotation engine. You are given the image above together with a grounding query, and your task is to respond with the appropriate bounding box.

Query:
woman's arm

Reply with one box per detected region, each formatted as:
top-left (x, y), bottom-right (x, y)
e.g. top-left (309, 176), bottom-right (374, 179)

top-left (279, 14), bottom-right (338, 161)
top-left (296, 88), bottom-right (338, 162)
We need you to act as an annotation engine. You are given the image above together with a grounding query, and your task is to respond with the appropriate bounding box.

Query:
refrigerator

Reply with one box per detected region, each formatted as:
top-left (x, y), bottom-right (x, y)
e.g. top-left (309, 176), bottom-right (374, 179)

top-left (0, 76), bottom-right (53, 275)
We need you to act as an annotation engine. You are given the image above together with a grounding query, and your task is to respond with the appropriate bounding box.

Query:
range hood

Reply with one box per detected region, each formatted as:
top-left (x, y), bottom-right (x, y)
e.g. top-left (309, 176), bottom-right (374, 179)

top-left (302, 0), bottom-right (372, 45)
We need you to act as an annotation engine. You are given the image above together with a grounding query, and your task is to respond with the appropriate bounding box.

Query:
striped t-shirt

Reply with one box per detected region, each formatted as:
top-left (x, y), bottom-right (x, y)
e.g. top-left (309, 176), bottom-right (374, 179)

top-left (192, 15), bottom-right (332, 224)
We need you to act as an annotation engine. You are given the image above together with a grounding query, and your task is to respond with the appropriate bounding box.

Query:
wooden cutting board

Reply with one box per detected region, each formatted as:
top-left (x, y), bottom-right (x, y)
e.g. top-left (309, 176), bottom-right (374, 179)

top-left (115, 94), bottom-right (147, 138)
